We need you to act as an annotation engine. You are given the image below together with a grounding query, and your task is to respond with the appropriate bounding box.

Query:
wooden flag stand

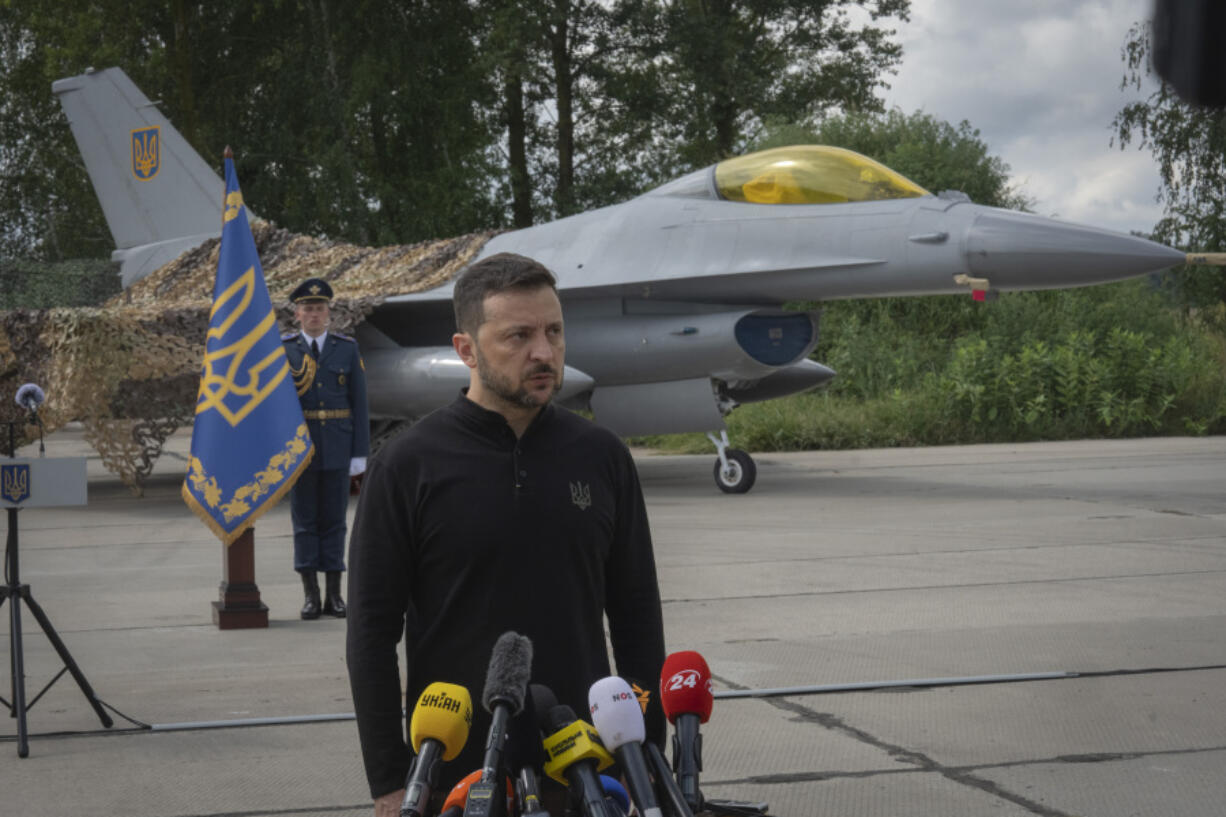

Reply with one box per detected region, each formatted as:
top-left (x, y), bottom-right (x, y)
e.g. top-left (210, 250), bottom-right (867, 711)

top-left (213, 527), bottom-right (269, 629)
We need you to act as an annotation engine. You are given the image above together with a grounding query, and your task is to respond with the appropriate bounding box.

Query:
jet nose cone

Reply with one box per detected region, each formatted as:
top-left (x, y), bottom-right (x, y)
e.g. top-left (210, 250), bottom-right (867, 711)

top-left (966, 209), bottom-right (1185, 289)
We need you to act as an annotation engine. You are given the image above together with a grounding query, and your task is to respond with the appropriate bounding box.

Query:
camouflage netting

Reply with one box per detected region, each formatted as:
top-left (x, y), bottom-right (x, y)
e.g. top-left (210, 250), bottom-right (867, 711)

top-left (0, 221), bottom-right (497, 494)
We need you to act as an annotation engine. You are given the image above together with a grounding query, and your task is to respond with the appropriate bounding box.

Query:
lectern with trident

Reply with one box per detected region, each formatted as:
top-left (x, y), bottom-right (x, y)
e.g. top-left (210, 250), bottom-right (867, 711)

top-left (2, 384), bottom-right (112, 757)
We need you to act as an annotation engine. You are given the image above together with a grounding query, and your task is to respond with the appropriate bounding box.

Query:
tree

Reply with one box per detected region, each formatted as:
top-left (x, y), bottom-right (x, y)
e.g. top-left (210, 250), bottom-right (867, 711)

top-left (617, 0), bottom-right (911, 173)
top-left (0, 0), bottom-right (506, 265)
top-left (1112, 20), bottom-right (1226, 310)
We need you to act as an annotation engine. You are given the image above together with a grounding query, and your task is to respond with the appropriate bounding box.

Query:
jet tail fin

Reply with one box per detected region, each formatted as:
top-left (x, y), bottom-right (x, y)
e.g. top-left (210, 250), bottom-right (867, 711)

top-left (53, 67), bottom-right (223, 287)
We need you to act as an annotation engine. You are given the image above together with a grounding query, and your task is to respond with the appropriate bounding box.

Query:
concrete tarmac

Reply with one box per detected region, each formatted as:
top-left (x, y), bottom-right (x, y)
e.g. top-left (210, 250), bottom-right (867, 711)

top-left (3, 429), bottom-right (1225, 816)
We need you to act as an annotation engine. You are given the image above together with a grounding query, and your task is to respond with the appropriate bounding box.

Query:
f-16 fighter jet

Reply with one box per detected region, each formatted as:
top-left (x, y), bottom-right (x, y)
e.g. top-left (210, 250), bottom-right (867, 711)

top-left (52, 67), bottom-right (1191, 493)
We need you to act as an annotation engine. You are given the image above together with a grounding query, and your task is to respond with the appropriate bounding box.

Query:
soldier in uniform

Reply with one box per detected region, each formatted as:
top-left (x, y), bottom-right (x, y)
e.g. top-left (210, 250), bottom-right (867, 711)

top-left (283, 278), bottom-right (370, 620)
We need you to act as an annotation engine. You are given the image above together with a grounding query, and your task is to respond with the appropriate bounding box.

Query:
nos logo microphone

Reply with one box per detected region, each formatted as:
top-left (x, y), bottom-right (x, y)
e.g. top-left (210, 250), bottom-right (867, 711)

top-left (588, 688), bottom-right (635, 717)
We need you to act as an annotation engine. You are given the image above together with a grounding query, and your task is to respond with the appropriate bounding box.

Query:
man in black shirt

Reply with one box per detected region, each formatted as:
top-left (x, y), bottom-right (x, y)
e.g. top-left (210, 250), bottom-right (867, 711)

top-left (346, 253), bottom-right (666, 817)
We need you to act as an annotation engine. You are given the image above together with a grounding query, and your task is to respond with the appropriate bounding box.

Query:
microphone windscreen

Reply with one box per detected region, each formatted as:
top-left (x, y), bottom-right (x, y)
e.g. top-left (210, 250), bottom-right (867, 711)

top-left (15, 383), bottom-right (44, 409)
top-left (660, 651), bottom-right (713, 724)
top-left (529, 683), bottom-right (558, 720)
top-left (544, 703), bottom-right (578, 735)
top-left (506, 685), bottom-right (545, 770)
top-left (600, 774), bottom-right (631, 813)
top-left (588, 676), bottom-right (646, 750)
top-left (409, 681), bottom-right (473, 759)
top-left (483, 632), bottom-right (533, 715)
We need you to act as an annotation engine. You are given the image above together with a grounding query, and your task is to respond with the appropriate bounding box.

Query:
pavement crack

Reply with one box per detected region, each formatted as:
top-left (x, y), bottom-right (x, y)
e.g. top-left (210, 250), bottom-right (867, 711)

top-left (713, 673), bottom-right (1078, 817)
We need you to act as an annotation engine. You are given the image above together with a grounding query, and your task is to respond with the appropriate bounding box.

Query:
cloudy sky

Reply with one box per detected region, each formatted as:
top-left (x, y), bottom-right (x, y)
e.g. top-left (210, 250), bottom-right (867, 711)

top-left (870, 0), bottom-right (1162, 236)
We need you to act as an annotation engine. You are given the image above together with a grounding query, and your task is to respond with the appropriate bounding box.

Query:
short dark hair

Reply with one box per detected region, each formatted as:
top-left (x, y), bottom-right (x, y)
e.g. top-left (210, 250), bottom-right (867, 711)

top-left (453, 252), bottom-right (558, 333)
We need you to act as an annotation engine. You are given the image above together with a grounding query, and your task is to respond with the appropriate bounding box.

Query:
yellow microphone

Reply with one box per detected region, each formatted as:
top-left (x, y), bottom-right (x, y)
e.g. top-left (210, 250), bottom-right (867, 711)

top-left (540, 704), bottom-right (616, 816)
top-left (402, 682), bottom-right (473, 817)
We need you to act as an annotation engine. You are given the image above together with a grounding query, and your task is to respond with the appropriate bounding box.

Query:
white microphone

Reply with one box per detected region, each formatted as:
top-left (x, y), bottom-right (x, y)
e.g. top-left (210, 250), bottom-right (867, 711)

top-left (588, 676), bottom-right (664, 817)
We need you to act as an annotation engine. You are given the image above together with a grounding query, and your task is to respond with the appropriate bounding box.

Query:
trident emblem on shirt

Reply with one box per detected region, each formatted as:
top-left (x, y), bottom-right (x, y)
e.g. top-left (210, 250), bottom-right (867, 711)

top-left (570, 481), bottom-right (591, 510)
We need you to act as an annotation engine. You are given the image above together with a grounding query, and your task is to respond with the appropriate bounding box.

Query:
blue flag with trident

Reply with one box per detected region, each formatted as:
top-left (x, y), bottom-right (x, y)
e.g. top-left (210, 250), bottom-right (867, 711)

top-left (182, 150), bottom-right (313, 544)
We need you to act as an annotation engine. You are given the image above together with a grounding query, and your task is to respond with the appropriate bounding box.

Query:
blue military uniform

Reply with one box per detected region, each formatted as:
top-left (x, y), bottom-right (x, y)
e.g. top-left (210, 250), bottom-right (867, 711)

top-left (284, 278), bottom-right (370, 619)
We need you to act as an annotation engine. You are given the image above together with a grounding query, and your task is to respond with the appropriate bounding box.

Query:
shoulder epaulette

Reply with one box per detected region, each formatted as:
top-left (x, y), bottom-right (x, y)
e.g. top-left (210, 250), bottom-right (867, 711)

top-left (333, 332), bottom-right (355, 342)
top-left (281, 332), bottom-right (299, 341)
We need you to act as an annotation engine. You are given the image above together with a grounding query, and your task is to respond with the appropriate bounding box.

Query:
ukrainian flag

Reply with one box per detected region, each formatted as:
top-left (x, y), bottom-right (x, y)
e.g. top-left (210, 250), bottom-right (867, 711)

top-left (182, 150), bottom-right (313, 544)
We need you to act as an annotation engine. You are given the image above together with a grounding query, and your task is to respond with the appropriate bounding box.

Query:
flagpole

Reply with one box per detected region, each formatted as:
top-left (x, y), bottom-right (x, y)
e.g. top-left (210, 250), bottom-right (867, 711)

top-left (212, 527), bottom-right (269, 629)
top-left (183, 143), bottom-right (315, 629)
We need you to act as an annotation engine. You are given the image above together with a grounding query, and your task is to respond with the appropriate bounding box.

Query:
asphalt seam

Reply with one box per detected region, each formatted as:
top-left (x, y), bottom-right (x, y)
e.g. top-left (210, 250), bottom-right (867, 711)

top-left (711, 672), bottom-right (1069, 816)
top-left (709, 668), bottom-right (1226, 817)
top-left (750, 691), bottom-right (1076, 817)
top-left (708, 742), bottom-right (1226, 783)
top-left (661, 567), bottom-right (1226, 604)
top-left (655, 534), bottom-right (1226, 567)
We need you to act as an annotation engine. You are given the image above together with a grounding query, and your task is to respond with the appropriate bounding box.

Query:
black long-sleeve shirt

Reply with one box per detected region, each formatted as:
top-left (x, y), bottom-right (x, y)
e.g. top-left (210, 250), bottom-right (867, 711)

top-left (346, 395), bottom-right (666, 798)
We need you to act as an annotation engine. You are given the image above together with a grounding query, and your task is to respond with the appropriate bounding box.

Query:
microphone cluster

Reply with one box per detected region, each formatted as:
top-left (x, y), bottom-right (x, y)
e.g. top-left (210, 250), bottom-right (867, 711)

top-left (401, 636), bottom-right (767, 817)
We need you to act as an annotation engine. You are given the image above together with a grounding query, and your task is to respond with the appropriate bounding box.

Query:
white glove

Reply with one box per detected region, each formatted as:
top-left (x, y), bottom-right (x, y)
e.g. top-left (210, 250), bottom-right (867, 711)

top-left (349, 457), bottom-right (367, 477)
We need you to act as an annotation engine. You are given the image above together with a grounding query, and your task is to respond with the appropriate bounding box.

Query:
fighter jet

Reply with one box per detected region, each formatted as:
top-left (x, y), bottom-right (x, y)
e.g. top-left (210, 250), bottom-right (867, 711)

top-left (53, 67), bottom-right (1188, 493)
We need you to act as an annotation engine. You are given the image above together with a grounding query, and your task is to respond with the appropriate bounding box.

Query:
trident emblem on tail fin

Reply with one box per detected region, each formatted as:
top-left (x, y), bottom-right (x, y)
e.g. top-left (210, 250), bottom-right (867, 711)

top-left (131, 126), bottom-right (160, 180)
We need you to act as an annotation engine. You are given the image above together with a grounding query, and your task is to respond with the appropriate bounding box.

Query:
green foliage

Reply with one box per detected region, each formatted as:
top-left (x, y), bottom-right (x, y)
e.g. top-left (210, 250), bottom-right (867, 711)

top-left (600, 0), bottom-right (911, 177)
top-left (941, 326), bottom-right (1220, 439)
top-left (641, 281), bottom-right (1226, 453)
top-left (0, 256), bottom-right (120, 309)
top-left (0, 0), bottom-right (506, 260)
top-left (1112, 20), bottom-right (1226, 313)
top-left (0, 0), bottom-right (912, 259)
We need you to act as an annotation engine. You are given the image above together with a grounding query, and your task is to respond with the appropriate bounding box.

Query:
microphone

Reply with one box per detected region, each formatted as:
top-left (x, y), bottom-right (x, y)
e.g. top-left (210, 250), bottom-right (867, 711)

top-left (599, 774), bottom-right (631, 816)
top-left (508, 685), bottom-right (550, 815)
top-left (540, 704), bottom-right (616, 817)
top-left (444, 770), bottom-right (514, 817)
top-left (625, 677), bottom-right (695, 817)
top-left (14, 382), bottom-right (46, 455)
top-left (15, 383), bottom-right (45, 413)
top-left (400, 682), bottom-right (474, 817)
top-left (660, 651), bottom-right (713, 813)
top-left (464, 632), bottom-right (533, 817)
top-left (588, 676), bottom-right (664, 817)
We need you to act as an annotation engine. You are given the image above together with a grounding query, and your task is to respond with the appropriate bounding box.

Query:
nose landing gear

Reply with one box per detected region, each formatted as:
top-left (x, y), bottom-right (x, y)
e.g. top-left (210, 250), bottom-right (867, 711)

top-left (706, 430), bottom-right (757, 494)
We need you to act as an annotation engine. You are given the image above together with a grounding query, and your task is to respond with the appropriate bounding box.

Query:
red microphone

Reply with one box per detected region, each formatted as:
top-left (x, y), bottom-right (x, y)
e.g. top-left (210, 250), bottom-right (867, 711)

top-left (659, 651), bottom-right (713, 812)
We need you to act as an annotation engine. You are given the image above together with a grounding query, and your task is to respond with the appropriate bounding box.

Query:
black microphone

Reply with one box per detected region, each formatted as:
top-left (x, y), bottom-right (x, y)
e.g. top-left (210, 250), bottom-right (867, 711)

top-left (540, 704), bottom-right (616, 817)
top-left (626, 678), bottom-right (695, 817)
top-left (509, 684), bottom-right (550, 815)
top-left (463, 632), bottom-right (533, 817)
top-left (588, 676), bottom-right (663, 817)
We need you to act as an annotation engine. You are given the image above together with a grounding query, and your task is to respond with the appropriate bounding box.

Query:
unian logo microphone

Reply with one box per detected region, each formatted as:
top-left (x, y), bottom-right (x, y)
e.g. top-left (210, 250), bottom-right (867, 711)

top-left (423, 689), bottom-right (466, 715)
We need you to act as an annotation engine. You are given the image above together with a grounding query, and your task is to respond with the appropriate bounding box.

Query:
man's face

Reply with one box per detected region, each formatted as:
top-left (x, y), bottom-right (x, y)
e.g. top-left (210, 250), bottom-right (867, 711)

top-left (468, 286), bottom-right (565, 409)
top-left (295, 301), bottom-right (330, 336)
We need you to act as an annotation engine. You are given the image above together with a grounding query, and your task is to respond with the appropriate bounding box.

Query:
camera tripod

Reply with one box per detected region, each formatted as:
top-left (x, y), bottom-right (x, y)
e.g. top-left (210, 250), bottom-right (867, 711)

top-left (3, 422), bottom-right (112, 757)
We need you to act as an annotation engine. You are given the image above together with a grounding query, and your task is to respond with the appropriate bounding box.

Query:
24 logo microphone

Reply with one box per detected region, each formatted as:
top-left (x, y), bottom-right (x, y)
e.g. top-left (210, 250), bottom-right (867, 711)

top-left (664, 668), bottom-right (711, 693)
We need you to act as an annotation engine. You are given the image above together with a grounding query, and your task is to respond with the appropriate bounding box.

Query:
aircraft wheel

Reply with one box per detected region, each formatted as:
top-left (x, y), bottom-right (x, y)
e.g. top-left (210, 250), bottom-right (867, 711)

top-left (714, 449), bottom-right (756, 494)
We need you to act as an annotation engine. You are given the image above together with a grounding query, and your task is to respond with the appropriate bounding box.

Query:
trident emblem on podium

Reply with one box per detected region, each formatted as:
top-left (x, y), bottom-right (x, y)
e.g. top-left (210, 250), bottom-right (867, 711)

top-left (1, 463), bottom-right (30, 504)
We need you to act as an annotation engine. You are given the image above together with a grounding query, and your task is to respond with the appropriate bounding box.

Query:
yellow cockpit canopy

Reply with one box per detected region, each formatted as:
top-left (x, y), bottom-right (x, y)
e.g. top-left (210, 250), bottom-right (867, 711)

top-left (715, 145), bottom-right (931, 204)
